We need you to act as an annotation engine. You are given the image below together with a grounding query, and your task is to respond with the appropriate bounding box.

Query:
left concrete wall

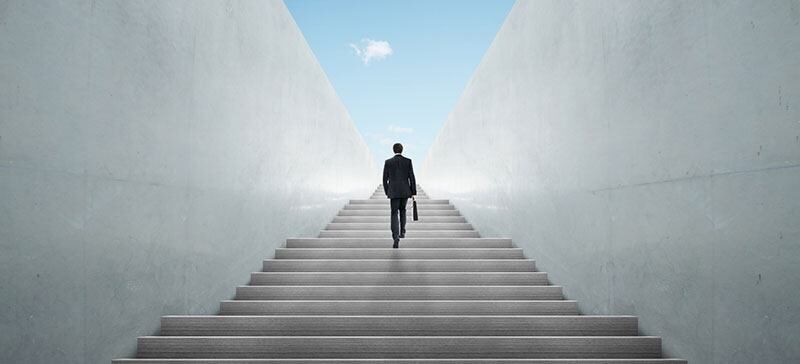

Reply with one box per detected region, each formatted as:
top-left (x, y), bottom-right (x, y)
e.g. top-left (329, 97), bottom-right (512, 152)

top-left (0, 1), bottom-right (374, 362)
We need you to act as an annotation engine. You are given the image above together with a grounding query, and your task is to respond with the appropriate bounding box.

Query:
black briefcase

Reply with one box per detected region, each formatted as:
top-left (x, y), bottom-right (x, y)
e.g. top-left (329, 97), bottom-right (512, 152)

top-left (412, 197), bottom-right (418, 221)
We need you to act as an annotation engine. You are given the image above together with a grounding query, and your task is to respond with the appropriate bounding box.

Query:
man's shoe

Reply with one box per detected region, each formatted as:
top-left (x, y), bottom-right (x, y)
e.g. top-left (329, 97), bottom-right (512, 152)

top-left (393, 239), bottom-right (399, 249)
top-left (399, 232), bottom-right (405, 238)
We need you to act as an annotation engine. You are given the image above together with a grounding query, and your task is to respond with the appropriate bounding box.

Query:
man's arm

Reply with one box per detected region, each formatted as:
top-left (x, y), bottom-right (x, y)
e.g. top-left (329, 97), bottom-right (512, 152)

top-left (382, 161), bottom-right (390, 198)
top-left (408, 159), bottom-right (417, 196)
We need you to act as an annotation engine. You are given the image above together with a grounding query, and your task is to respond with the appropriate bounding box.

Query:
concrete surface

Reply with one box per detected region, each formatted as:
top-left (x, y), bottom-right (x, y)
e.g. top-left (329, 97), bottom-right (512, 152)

top-left (0, 1), bottom-right (373, 363)
top-left (422, 1), bottom-right (800, 363)
top-left (115, 184), bottom-right (678, 362)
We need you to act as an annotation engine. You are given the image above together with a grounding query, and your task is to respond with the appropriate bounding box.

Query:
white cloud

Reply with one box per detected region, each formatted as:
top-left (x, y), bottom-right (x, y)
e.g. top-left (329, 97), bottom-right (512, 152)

top-left (388, 125), bottom-right (413, 134)
top-left (349, 38), bottom-right (393, 65)
top-left (365, 127), bottom-right (412, 150)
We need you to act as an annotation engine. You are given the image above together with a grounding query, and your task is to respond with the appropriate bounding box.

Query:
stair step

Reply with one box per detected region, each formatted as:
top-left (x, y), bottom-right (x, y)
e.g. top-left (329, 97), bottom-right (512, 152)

top-left (375, 189), bottom-right (424, 192)
top-left (136, 336), bottom-right (662, 359)
top-left (249, 272), bottom-right (547, 285)
top-left (338, 210), bottom-right (461, 216)
top-left (331, 216), bottom-right (467, 223)
top-left (234, 286), bottom-right (563, 300)
top-left (158, 315), bottom-right (638, 336)
top-left (370, 195), bottom-right (431, 200)
top-left (116, 360), bottom-right (687, 363)
top-left (344, 204), bottom-right (455, 210)
top-left (325, 223), bottom-right (474, 230)
top-left (371, 195), bottom-right (430, 199)
top-left (220, 300), bottom-right (578, 316)
top-left (285, 238), bottom-right (509, 248)
top-left (274, 248), bottom-right (523, 259)
top-left (352, 199), bottom-right (447, 204)
top-left (262, 259), bottom-right (535, 272)
top-left (319, 231), bottom-right (480, 238)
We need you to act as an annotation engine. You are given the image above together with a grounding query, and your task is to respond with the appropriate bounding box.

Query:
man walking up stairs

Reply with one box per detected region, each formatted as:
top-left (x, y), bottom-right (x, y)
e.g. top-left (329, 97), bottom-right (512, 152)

top-left (382, 142), bottom-right (416, 249)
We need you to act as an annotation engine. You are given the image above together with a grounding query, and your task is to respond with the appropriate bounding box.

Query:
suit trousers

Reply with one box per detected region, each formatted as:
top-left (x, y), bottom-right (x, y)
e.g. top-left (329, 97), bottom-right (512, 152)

top-left (389, 197), bottom-right (408, 240)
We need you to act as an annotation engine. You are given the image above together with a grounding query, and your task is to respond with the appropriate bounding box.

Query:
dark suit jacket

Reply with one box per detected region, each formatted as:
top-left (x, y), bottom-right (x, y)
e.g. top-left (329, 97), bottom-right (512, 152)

top-left (383, 154), bottom-right (417, 199)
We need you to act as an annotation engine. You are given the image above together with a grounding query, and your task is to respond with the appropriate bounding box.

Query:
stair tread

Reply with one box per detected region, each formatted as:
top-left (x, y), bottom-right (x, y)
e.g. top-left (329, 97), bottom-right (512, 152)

top-left (262, 259), bottom-right (535, 272)
top-left (287, 238), bottom-right (506, 241)
top-left (251, 272), bottom-right (542, 275)
top-left (274, 248), bottom-right (523, 259)
top-left (234, 286), bottom-right (563, 300)
top-left (158, 315), bottom-right (639, 336)
top-left (135, 336), bottom-right (662, 359)
top-left (249, 272), bottom-right (548, 285)
top-left (219, 300), bottom-right (579, 315)
top-left (222, 300), bottom-right (574, 302)
top-left (285, 238), bottom-right (510, 248)
top-left (338, 210), bottom-right (462, 215)
top-left (325, 223), bottom-right (474, 230)
top-left (318, 231), bottom-right (481, 238)
top-left (276, 248), bottom-right (519, 251)
top-left (162, 315), bottom-right (634, 318)
top-left (350, 199), bottom-right (448, 203)
top-left (264, 259), bottom-right (534, 261)
top-left (117, 360), bottom-right (686, 363)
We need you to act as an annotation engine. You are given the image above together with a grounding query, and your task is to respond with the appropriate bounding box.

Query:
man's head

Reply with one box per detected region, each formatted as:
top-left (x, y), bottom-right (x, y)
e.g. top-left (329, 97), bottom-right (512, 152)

top-left (393, 143), bottom-right (403, 154)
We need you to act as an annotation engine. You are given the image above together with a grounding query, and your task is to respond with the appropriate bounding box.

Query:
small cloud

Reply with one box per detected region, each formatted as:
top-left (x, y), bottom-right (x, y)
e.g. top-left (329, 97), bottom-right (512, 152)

top-left (379, 137), bottom-right (394, 146)
top-left (388, 125), bottom-right (413, 134)
top-left (349, 38), bottom-right (393, 65)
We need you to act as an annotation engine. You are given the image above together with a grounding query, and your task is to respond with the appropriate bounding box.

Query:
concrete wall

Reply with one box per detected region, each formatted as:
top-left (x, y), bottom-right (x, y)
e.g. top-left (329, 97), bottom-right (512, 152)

top-left (422, 1), bottom-right (800, 363)
top-left (0, 1), bottom-right (374, 362)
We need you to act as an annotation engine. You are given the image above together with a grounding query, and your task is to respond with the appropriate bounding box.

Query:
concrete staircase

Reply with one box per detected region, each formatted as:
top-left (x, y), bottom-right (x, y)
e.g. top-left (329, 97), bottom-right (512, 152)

top-left (114, 185), bottom-right (685, 363)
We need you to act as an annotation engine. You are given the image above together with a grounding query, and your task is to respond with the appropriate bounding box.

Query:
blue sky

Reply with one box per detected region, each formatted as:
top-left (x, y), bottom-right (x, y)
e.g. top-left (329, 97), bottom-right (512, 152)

top-left (284, 0), bottom-right (515, 168)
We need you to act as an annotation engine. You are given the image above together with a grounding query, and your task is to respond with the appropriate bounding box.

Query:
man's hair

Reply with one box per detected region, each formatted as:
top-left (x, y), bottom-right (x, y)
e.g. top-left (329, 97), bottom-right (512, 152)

top-left (393, 143), bottom-right (403, 154)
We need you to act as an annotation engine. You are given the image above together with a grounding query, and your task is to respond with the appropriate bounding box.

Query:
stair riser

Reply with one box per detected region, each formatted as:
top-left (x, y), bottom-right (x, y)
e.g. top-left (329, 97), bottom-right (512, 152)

top-left (249, 272), bottom-right (548, 286)
top-left (352, 199), bottom-right (446, 204)
top-left (234, 286), bottom-right (563, 300)
top-left (344, 205), bottom-right (454, 210)
top-left (325, 223), bottom-right (473, 230)
top-left (262, 260), bottom-right (535, 272)
top-left (370, 196), bottom-right (430, 200)
top-left (371, 194), bottom-right (429, 198)
top-left (274, 249), bottom-right (523, 260)
top-left (318, 231), bottom-right (480, 238)
top-left (116, 360), bottom-right (687, 364)
top-left (137, 336), bottom-right (662, 359)
top-left (332, 217), bottom-right (467, 223)
top-left (338, 210), bottom-right (461, 216)
top-left (220, 301), bottom-right (578, 316)
top-left (372, 186), bottom-right (427, 195)
top-left (159, 316), bottom-right (638, 336)
top-left (285, 238), bottom-right (510, 248)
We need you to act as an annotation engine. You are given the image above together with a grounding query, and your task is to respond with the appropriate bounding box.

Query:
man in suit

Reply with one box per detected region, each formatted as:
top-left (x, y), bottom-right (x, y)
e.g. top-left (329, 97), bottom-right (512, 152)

top-left (382, 143), bottom-right (416, 249)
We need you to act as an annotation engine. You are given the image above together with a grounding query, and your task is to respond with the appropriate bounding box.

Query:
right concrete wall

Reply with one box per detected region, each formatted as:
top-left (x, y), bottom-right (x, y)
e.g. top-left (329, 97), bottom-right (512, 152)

top-left (422, 1), bottom-right (800, 362)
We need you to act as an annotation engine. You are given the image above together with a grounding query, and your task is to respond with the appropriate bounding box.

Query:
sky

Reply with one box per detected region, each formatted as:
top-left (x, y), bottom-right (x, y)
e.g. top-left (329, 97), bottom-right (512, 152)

top-left (284, 0), bottom-right (515, 168)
